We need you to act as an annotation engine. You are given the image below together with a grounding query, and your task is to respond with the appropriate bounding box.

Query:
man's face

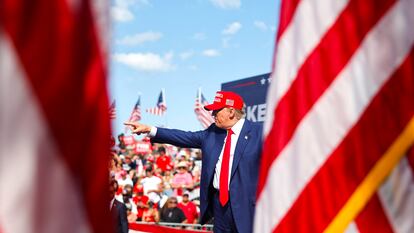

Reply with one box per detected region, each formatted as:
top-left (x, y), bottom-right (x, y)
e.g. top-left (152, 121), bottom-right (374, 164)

top-left (168, 199), bottom-right (177, 208)
top-left (212, 107), bottom-right (234, 129)
top-left (177, 166), bottom-right (186, 174)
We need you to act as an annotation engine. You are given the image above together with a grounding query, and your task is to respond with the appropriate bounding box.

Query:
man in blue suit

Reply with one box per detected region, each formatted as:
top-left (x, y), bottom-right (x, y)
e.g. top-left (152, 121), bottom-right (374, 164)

top-left (109, 179), bottom-right (129, 233)
top-left (125, 91), bottom-right (263, 233)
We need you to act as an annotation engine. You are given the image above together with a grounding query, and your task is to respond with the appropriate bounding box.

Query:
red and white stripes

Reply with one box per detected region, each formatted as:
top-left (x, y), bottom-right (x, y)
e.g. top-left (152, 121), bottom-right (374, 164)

top-left (146, 105), bottom-right (167, 116)
top-left (194, 88), bottom-right (214, 129)
top-left (255, 0), bottom-right (414, 232)
top-left (146, 89), bottom-right (167, 116)
top-left (0, 0), bottom-right (112, 233)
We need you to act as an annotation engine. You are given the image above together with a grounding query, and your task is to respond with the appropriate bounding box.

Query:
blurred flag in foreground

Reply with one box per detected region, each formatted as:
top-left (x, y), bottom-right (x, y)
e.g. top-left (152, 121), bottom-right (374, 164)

top-left (194, 88), bottom-right (214, 129)
top-left (255, 0), bottom-right (414, 232)
top-left (0, 1), bottom-right (112, 233)
top-left (146, 89), bottom-right (167, 116)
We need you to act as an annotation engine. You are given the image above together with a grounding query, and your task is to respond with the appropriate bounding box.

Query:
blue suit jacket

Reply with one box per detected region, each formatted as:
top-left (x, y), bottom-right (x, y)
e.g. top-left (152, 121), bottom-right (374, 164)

top-left (152, 119), bottom-right (263, 233)
top-left (111, 199), bottom-right (128, 233)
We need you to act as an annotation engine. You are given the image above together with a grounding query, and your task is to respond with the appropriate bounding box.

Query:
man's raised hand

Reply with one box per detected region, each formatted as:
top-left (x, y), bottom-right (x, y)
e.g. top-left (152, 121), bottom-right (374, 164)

top-left (124, 122), bottom-right (152, 135)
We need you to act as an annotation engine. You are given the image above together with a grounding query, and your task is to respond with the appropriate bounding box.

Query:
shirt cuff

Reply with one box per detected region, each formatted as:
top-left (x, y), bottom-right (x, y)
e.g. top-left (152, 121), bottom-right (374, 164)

top-left (148, 126), bottom-right (157, 137)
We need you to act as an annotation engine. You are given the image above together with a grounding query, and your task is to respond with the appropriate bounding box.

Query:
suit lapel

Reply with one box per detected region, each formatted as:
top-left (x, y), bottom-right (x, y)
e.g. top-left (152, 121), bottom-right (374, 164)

top-left (230, 120), bottom-right (251, 179)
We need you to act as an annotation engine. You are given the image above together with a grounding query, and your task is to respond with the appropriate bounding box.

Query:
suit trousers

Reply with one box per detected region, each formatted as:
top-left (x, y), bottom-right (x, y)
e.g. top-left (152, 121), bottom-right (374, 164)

top-left (213, 191), bottom-right (238, 233)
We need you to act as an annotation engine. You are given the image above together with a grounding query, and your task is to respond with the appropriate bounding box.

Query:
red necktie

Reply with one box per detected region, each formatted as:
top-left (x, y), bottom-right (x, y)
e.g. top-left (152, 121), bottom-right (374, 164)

top-left (219, 129), bottom-right (233, 206)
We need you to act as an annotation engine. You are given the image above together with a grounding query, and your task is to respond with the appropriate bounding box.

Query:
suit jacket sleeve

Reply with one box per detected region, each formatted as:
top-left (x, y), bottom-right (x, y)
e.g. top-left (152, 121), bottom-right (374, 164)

top-left (119, 203), bottom-right (129, 233)
top-left (151, 127), bottom-right (208, 149)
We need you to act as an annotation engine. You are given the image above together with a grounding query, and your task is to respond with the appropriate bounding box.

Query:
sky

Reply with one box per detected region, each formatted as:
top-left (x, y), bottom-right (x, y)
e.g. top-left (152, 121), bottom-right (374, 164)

top-left (109, 0), bottom-right (281, 135)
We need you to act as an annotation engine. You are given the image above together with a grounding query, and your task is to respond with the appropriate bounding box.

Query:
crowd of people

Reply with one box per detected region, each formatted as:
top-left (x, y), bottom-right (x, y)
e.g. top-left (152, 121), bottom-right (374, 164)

top-left (109, 134), bottom-right (202, 227)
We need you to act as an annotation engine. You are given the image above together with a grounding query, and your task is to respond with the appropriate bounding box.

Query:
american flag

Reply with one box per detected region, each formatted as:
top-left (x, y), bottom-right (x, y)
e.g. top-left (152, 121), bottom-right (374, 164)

top-left (194, 88), bottom-right (214, 129)
top-left (109, 100), bottom-right (116, 119)
top-left (0, 0), bottom-right (112, 233)
top-left (146, 89), bottom-right (167, 116)
top-left (255, 1), bottom-right (414, 233)
top-left (128, 96), bottom-right (141, 122)
top-left (125, 96), bottom-right (141, 133)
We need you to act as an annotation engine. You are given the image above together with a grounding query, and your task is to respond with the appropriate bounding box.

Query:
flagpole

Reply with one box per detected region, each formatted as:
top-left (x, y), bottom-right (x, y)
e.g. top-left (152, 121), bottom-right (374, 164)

top-left (198, 87), bottom-right (202, 129)
top-left (163, 88), bottom-right (168, 128)
top-left (165, 113), bottom-right (168, 128)
top-left (198, 87), bottom-right (202, 104)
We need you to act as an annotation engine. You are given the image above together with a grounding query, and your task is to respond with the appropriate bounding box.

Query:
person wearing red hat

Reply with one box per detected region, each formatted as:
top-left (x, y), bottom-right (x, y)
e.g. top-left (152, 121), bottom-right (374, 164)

top-left (125, 91), bottom-right (263, 233)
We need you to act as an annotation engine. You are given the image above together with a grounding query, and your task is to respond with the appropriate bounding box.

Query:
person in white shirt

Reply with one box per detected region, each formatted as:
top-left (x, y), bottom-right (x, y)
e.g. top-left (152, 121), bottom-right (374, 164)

top-left (140, 166), bottom-right (163, 204)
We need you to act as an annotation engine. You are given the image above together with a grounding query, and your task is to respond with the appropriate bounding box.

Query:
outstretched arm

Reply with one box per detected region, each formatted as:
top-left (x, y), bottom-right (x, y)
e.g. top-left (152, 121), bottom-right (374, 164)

top-left (125, 121), bottom-right (209, 149)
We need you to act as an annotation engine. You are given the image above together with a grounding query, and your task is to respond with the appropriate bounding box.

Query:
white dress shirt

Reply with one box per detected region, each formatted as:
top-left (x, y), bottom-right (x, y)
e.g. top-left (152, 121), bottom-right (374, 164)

top-left (213, 118), bottom-right (245, 190)
top-left (110, 197), bottom-right (115, 210)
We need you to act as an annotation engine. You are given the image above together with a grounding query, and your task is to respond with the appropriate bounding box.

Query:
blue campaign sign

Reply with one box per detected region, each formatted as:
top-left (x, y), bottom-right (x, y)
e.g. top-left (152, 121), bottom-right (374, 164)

top-left (221, 73), bottom-right (271, 123)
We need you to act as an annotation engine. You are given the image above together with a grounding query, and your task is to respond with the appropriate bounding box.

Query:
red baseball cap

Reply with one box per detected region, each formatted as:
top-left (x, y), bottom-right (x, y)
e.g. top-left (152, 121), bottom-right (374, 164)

top-left (204, 91), bottom-right (244, 111)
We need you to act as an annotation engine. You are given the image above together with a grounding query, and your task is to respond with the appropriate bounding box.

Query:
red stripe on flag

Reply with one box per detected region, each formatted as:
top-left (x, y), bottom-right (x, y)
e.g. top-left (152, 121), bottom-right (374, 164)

top-left (0, 0), bottom-right (112, 232)
top-left (275, 0), bottom-right (302, 42)
top-left (273, 48), bottom-right (414, 233)
top-left (270, 0), bottom-right (301, 74)
top-left (355, 194), bottom-right (394, 233)
top-left (257, 0), bottom-right (396, 196)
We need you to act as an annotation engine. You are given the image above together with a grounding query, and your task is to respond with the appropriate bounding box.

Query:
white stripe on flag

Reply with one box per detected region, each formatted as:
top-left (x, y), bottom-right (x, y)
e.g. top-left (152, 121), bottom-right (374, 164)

top-left (264, 0), bottom-right (350, 137)
top-left (0, 32), bottom-right (91, 233)
top-left (255, 0), bottom-right (414, 232)
top-left (195, 102), bottom-right (214, 129)
top-left (378, 157), bottom-right (414, 233)
top-left (90, 0), bottom-right (110, 53)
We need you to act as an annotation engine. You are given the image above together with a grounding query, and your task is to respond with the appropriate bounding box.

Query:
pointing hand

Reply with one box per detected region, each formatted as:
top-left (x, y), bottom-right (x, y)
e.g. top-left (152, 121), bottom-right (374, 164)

top-left (124, 122), bottom-right (152, 135)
